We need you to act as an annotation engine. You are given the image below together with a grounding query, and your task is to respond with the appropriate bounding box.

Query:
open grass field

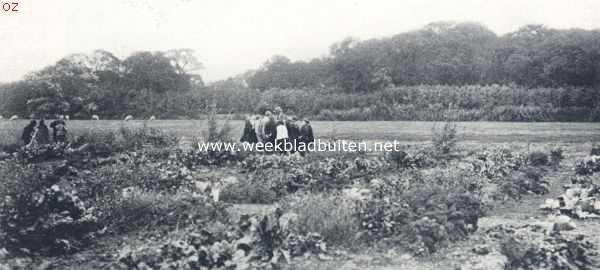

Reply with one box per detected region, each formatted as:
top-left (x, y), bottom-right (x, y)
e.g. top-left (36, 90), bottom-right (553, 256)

top-left (2, 120), bottom-right (600, 144)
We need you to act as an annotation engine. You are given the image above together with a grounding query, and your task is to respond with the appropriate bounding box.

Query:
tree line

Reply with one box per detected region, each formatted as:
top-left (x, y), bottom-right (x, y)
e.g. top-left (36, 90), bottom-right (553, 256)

top-left (246, 22), bottom-right (600, 91)
top-left (1, 22), bottom-right (599, 121)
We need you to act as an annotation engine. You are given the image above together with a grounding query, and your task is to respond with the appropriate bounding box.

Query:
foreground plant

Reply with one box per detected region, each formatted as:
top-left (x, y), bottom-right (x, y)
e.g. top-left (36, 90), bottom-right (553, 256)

top-left (115, 211), bottom-right (331, 269)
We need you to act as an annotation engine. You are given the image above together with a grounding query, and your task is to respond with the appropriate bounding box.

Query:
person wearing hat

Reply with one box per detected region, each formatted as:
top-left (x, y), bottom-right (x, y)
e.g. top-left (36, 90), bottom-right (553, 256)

top-left (50, 115), bottom-right (68, 143)
top-left (36, 118), bottom-right (50, 144)
top-left (22, 120), bottom-right (37, 145)
top-left (286, 116), bottom-right (300, 153)
top-left (299, 119), bottom-right (314, 155)
top-left (240, 115), bottom-right (258, 144)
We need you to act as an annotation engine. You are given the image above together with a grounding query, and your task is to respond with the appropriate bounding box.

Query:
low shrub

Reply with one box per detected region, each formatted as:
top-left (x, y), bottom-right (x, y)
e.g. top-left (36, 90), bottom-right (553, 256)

top-left (550, 147), bottom-right (564, 167)
top-left (431, 121), bottom-right (459, 159)
top-left (499, 167), bottom-right (549, 200)
top-left (527, 151), bottom-right (549, 166)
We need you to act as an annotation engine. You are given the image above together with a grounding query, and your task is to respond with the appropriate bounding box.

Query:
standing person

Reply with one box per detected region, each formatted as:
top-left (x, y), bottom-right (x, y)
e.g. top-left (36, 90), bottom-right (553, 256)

top-left (286, 117), bottom-right (300, 153)
top-left (299, 119), bottom-right (314, 155)
top-left (274, 106), bottom-right (286, 122)
top-left (37, 119), bottom-right (50, 144)
top-left (263, 111), bottom-right (277, 146)
top-left (22, 120), bottom-right (37, 145)
top-left (50, 115), bottom-right (68, 143)
top-left (240, 115), bottom-right (258, 143)
top-left (275, 120), bottom-right (289, 154)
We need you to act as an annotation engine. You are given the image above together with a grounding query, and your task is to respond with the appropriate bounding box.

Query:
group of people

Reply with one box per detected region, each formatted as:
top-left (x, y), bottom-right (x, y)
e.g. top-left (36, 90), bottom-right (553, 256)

top-left (240, 107), bottom-right (314, 154)
top-left (22, 116), bottom-right (68, 147)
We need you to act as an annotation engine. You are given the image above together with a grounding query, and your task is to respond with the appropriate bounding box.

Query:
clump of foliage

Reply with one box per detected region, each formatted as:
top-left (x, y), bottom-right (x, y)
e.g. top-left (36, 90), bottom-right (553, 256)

top-left (357, 169), bottom-right (486, 255)
top-left (387, 149), bottom-right (410, 169)
top-left (527, 150), bottom-right (549, 166)
top-left (18, 142), bottom-right (68, 163)
top-left (575, 156), bottom-right (600, 176)
top-left (541, 174), bottom-right (600, 219)
top-left (468, 146), bottom-right (526, 179)
top-left (467, 147), bottom-right (552, 199)
top-left (115, 212), bottom-right (330, 269)
top-left (431, 121), bottom-right (459, 159)
top-left (498, 225), bottom-right (599, 270)
top-left (240, 154), bottom-right (389, 197)
top-left (0, 160), bottom-right (100, 255)
top-left (220, 177), bottom-right (278, 204)
top-left (385, 147), bottom-right (438, 169)
top-left (550, 147), bottom-right (564, 167)
top-left (499, 167), bottom-right (549, 200)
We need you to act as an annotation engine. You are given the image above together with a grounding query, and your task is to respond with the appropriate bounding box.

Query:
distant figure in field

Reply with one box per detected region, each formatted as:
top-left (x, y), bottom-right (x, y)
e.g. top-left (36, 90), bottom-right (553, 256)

top-left (65, 115), bottom-right (70, 121)
top-left (300, 119), bottom-right (314, 155)
top-left (92, 114), bottom-right (100, 120)
top-left (50, 116), bottom-right (67, 143)
top-left (286, 117), bottom-right (300, 152)
top-left (274, 106), bottom-right (286, 122)
top-left (240, 115), bottom-right (258, 144)
top-left (149, 116), bottom-right (156, 121)
top-left (22, 120), bottom-right (37, 145)
top-left (9, 115), bottom-right (18, 121)
top-left (124, 115), bottom-right (133, 121)
top-left (257, 111), bottom-right (275, 143)
top-left (36, 119), bottom-right (50, 144)
top-left (0, 115), bottom-right (3, 120)
top-left (263, 111), bottom-right (277, 145)
top-left (275, 120), bottom-right (289, 154)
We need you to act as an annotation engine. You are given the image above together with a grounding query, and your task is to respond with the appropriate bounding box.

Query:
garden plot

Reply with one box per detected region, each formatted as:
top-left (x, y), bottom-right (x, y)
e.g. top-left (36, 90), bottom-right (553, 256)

top-left (0, 122), bottom-right (600, 269)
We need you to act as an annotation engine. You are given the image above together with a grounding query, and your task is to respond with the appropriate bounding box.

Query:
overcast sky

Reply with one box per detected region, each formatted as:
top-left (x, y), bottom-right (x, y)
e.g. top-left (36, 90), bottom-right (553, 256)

top-left (1, 0), bottom-right (600, 83)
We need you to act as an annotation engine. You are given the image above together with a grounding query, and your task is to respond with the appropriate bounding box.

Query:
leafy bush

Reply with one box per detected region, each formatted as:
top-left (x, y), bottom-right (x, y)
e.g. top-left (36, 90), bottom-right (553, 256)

top-left (220, 177), bottom-right (278, 204)
top-left (527, 151), bottom-right (549, 166)
top-left (468, 146), bottom-right (526, 179)
top-left (280, 193), bottom-right (360, 247)
top-left (116, 212), bottom-right (330, 269)
top-left (575, 156), bottom-right (600, 175)
top-left (357, 170), bottom-right (486, 255)
top-left (541, 176), bottom-right (600, 219)
top-left (550, 147), bottom-right (564, 167)
top-left (431, 121), bottom-right (459, 158)
top-left (386, 149), bottom-right (410, 169)
top-left (499, 167), bottom-right (549, 200)
top-left (18, 142), bottom-right (68, 163)
top-left (0, 160), bottom-right (100, 255)
top-left (499, 226), bottom-right (600, 270)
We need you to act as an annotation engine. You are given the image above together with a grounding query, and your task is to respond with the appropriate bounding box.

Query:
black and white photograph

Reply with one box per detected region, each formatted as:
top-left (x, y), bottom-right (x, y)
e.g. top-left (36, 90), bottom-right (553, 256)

top-left (2, 0), bottom-right (600, 269)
